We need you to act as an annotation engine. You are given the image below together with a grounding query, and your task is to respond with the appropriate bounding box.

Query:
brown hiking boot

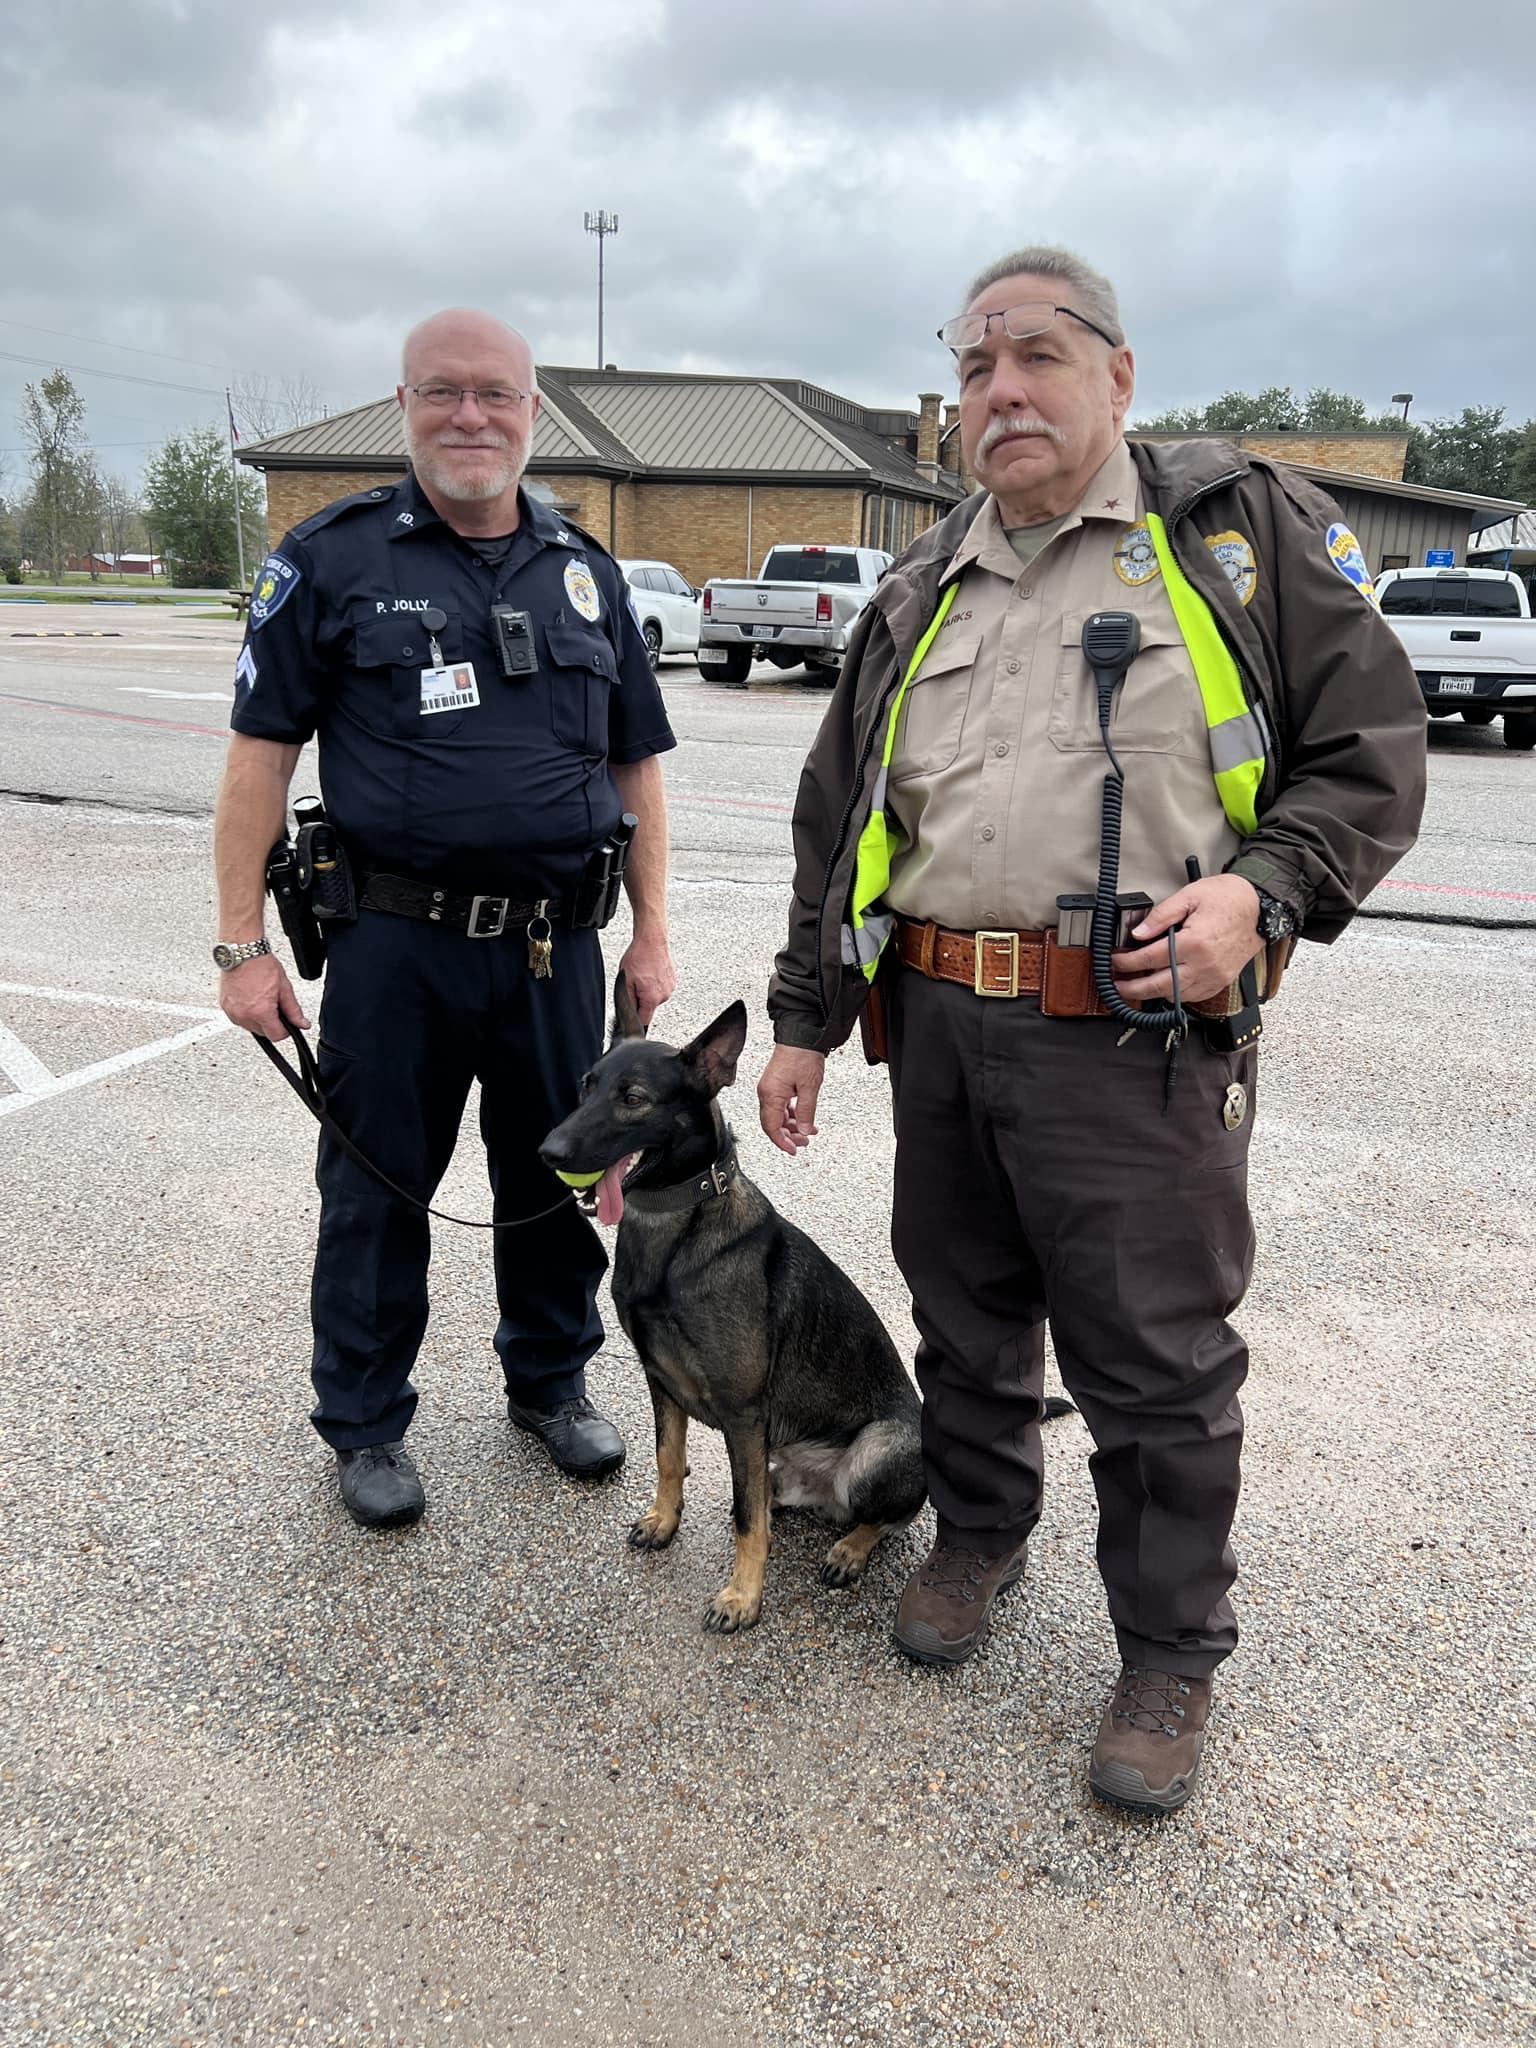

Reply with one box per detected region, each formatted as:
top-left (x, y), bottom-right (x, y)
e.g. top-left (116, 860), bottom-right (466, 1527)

top-left (890, 1536), bottom-right (1027, 1665)
top-left (1089, 1665), bottom-right (1213, 1815)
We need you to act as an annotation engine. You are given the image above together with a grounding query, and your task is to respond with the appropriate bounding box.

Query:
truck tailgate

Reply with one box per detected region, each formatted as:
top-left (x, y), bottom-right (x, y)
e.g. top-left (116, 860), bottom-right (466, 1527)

top-left (707, 580), bottom-right (823, 628)
top-left (1389, 619), bottom-right (1536, 675)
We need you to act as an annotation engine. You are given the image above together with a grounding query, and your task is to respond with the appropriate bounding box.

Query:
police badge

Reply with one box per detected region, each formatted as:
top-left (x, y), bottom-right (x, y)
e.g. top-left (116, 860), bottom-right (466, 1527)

top-left (564, 558), bottom-right (602, 621)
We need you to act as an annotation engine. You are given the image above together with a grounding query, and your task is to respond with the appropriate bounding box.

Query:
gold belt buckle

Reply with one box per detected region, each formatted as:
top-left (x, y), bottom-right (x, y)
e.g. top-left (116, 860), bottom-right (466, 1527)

top-left (973, 929), bottom-right (1020, 997)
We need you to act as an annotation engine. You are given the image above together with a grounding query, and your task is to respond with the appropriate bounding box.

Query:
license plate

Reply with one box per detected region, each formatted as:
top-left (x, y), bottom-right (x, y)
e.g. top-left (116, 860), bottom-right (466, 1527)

top-left (750, 624), bottom-right (773, 639)
top-left (1439, 675), bottom-right (1475, 694)
top-left (697, 647), bottom-right (726, 664)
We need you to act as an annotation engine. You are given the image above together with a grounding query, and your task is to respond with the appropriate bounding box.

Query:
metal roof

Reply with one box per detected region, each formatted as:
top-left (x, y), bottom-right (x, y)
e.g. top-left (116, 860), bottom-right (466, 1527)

top-left (1284, 460), bottom-right (1523, 517)
top-left (567, 376), bottom-right (857, 473)
top-left (239, 367), bottom-right (965, 501)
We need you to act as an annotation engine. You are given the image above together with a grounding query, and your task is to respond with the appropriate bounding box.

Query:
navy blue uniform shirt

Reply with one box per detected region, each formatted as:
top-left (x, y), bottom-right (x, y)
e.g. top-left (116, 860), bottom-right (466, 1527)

top-left (231, 473), bottom-right (676, 895)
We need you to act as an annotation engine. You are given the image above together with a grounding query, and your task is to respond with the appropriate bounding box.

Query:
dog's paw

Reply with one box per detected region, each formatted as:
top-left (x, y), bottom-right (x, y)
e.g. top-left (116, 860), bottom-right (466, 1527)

top-left (819, 1540), bottom-right (867, 1590)
top-left (628, 1509), bottom-right (680, 1551)
top-left (702, 1585), bottom-right (762, 1634)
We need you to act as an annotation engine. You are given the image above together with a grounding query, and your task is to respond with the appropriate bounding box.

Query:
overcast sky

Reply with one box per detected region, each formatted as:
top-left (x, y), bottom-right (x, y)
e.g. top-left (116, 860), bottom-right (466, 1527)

top-left (3, 0), bottom-right (1532, 491)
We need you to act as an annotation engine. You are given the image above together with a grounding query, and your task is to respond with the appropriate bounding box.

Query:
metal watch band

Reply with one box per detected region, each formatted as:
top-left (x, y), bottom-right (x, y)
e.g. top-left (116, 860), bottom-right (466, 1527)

top-left (213, 938), bottom-right (272, 970)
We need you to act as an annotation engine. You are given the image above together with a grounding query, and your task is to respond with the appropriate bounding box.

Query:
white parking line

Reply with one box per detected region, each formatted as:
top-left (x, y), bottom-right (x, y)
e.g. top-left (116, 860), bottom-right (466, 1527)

top-left (0, 981), bottom-right (231, 1119)
top-left (0, 981), bottom-right (224, 1020)
top-left (0, 1018), bottom-right (54, 1090)
top-left (119, 688), bottom-right (231, 701)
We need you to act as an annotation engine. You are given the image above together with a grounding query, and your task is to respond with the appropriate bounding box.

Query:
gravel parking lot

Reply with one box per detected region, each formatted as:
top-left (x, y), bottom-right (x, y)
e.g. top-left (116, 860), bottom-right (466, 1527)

top-left (2, 608), bottom-right (1532, 2045)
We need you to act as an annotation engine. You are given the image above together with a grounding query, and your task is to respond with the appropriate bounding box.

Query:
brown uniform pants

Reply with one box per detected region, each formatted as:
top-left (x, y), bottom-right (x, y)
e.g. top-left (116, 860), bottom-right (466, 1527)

top-left (887, 969), bottom-right (1257, 1678)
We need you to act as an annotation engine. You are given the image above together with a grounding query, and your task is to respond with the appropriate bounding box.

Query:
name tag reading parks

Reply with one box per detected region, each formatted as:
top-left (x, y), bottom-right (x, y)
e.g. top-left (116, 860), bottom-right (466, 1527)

top-left (419, 661), bottom-right (481, 716)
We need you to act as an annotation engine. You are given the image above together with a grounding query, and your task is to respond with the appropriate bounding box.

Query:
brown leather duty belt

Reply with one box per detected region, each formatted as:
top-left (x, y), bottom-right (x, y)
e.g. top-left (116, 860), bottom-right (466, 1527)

top-left (893, 916), bottom-right (1236, 1022)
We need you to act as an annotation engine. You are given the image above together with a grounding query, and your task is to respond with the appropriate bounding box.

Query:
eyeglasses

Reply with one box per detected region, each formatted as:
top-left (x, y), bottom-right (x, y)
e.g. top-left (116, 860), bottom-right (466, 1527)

top-left (936, 300), bottom-right (1120, 353)
top-left (407, 383), bottom-right (533, 411)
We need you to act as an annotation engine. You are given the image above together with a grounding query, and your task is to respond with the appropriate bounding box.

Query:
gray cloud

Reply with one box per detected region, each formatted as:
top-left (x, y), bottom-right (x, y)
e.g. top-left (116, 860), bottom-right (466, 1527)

top-left (2, 0), bottom-right (1532, 492)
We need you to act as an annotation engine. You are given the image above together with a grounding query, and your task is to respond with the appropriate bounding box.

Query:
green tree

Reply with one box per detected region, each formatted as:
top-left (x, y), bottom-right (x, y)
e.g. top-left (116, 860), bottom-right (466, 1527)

top-left (1403, 406), bottom-right (1518, 498)
top-left (18, 371), bottom-right (104, 578)
top-left (1132, 402), bottom-right (1205, 433)
top-left (1203, 385), bottom-right (1302, 433)
top-left (1503, 419), bottom-right (1536, 504)
top-left (143, 426), bottom-right (266, 585)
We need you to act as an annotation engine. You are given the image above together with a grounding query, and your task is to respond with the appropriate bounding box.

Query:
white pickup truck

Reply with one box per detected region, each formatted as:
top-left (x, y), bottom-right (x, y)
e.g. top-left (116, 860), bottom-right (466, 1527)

top-left (697, 543), bottom-right (892, 685)
top-left (1377, 566), bottom-right (1536, 751)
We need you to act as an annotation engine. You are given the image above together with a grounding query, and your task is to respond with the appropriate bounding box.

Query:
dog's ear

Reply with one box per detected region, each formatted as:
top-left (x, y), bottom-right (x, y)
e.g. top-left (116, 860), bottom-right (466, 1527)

top-left (679, 1000), bottom-right (748, 1097)
top-left (611, 970), bottom-right (646, 1046)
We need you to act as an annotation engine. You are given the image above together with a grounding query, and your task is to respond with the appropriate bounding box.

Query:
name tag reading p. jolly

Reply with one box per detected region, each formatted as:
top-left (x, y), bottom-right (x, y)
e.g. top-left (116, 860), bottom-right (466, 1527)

top-left (420, 661), bottom-right (481, 716)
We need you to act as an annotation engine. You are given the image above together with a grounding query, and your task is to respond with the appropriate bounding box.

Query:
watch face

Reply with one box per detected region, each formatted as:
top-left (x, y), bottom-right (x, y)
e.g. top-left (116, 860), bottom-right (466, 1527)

top-left (213, 943), bottom-right (235, 969)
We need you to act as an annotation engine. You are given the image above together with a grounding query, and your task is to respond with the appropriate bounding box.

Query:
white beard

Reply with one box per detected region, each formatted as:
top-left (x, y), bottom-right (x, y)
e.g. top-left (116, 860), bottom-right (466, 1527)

top-left (404, 420), bottom-right (527, 504)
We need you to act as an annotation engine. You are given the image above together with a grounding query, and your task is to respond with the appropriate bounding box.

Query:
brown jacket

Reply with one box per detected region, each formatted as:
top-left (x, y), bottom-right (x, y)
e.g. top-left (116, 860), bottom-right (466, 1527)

top-left (768, 438), bottom-right (1427, 1052)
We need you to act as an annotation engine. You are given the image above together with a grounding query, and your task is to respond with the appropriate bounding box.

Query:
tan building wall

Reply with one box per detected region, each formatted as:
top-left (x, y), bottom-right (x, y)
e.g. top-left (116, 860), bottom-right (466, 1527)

top-left (616, 482), bottom-right (868, 588)
top-left (1236, 432), bottom-right (1409, 480)
top-left (264, 467), bottom-right (405, 540)
top-left (258, 467), bottom-right (946, 585)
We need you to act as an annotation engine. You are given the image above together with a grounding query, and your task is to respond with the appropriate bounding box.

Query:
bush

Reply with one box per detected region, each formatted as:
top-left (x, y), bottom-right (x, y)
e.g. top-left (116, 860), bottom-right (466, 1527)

top-left (0, 556), bottom-right (23, 585)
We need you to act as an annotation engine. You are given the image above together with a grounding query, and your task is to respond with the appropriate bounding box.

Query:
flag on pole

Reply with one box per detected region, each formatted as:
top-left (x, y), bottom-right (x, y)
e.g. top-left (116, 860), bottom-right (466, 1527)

top-left (226, 389), bottom-right (240, 445)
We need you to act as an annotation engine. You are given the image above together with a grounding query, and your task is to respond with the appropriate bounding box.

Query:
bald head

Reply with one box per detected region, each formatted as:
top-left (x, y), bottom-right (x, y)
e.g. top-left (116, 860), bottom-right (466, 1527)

top-left (401, 308), bottom-right (537, 392)
top-left (397, 308), bottom-right (542, 524)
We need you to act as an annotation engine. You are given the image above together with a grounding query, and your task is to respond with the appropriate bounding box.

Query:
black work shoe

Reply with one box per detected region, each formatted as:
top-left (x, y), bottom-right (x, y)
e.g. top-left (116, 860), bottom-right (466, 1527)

top-left (336, 1441), bottom-right (425, 1528)
top-left (506, 1395), bottom-right (625, 1480)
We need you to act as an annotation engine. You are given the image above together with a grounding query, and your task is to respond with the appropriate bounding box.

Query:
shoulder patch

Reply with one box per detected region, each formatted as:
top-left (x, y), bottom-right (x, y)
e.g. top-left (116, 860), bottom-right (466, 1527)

top-left (1113, 522), bottom-right (1161, 587)
top-left (1325, 524), bottom-right (1378, 608)
top-left (1206, 530), bottom-right (1257, 607)
top-left (248, 554), bottom-right (301, 630)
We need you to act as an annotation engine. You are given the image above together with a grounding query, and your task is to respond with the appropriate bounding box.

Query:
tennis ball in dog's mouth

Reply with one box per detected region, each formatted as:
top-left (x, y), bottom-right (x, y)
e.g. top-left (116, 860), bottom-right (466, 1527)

top-left (553, 1168), bottom-right (604, 1189)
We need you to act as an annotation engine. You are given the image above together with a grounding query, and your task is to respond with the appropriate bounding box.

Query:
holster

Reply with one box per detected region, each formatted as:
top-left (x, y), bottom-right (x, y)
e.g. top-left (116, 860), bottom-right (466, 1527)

top-left (265, 836), bottom-right (326, 980)
top-left (858, 975), bottom-right (890, 1065)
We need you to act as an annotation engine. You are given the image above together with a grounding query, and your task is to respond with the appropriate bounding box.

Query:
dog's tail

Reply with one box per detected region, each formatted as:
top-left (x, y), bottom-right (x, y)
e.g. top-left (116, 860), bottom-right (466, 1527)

top-left (1043, 1395), bottom-right (1076, 1420)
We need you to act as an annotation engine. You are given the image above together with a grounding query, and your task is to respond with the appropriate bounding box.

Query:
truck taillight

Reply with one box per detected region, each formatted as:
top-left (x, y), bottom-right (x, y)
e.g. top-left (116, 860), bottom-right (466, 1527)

top-left (702, 588), bottom-right (712, 616)
top-left (816, 593), bottom-right (833, 624)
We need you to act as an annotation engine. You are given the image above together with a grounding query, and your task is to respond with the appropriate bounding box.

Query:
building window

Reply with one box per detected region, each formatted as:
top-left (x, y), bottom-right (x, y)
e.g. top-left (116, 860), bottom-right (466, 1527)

top-left (1379, 553), bottom-right (1409, 571)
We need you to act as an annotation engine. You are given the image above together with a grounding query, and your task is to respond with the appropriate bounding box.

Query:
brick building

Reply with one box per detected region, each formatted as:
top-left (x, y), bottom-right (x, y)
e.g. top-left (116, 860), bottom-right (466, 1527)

top-left (243, 382), bottom-right (1519, 581)
top-left (238, 368), bottom-right (966, 586)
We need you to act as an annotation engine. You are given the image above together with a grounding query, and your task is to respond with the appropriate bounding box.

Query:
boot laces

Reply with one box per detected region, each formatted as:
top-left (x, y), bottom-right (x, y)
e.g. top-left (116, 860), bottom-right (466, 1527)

top-left (356, 1441), bottom-right (412, 1472)
top-left (1113, 1666), bottom-right (1194, 1740)
top-left (918, 1545), bottom-right (995, 1606)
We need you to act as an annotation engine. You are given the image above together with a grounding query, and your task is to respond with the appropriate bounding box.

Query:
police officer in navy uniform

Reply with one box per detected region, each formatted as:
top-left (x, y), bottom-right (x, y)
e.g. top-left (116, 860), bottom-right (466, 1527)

top-left (212, 309), bottom-right (677, 1528)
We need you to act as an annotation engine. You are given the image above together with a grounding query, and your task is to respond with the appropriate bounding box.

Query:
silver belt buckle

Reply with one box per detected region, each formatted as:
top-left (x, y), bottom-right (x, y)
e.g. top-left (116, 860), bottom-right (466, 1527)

top-left (467, 894), bottom-right (509, 938)
top-left (973, 929), bottom-right (1020, 997)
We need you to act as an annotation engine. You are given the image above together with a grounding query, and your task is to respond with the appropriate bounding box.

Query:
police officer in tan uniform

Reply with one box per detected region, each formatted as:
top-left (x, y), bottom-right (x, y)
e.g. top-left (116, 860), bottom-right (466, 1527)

top-left (758, 247), bottom-right (1425, 1814)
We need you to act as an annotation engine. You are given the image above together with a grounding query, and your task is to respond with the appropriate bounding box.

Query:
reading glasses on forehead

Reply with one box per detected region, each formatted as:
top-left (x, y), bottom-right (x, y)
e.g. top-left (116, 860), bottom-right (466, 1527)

top-left (407, 383), bottom-right (533, 410)
top-left (937, 301), bottom-right (1120, 352)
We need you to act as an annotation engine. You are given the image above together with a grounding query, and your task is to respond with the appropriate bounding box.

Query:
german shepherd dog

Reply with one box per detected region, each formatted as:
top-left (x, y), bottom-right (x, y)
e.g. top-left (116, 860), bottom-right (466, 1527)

top-left (539, 974), bottom-right (926, 1634)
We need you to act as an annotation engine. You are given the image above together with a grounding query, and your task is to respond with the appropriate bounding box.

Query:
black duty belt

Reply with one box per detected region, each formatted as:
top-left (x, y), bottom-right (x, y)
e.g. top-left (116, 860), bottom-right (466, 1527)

top-left (359, 871), bottom-right (565, 937)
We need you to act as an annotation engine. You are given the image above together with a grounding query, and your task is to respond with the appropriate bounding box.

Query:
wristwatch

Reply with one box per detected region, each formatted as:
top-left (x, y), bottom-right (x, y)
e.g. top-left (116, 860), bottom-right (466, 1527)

top-left (212, 938), bottom-right (272, 971)
top-left (1252, 889), bottom-right (1298, 943)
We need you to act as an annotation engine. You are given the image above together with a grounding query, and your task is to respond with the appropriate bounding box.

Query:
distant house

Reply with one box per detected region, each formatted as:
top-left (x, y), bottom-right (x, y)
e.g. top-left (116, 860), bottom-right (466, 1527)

top-left (63, 551), bottom-right (164, 576)
top-left (237, 367), bottom-right (967, 587)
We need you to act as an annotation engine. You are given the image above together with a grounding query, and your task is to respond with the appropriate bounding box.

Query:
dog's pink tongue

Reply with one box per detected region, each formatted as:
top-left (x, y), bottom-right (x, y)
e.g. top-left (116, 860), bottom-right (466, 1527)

top-left (594, 1158), bottom-right (631, 1227)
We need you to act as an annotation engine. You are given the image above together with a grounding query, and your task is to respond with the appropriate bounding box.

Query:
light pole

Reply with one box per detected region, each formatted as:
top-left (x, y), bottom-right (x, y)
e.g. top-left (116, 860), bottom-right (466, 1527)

top-left (584, 210), bottom-right (619, 368)
top-left (1392, 392), bottom-right (1414, 423)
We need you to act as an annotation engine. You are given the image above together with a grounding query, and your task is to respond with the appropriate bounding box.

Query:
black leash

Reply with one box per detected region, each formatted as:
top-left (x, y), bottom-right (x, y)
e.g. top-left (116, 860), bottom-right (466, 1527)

top-left (254, 1028), bottom-right (577, 1232)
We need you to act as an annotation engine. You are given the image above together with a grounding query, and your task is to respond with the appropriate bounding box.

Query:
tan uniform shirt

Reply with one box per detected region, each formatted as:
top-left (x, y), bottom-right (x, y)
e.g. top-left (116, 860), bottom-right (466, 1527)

top-left (885, 440), bottom-right (1240, 932)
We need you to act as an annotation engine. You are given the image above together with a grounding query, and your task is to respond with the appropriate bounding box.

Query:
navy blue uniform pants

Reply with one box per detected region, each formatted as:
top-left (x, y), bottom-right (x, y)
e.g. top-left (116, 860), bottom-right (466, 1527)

top-left (887, 970), bottom-right (1257, 1678)
top-left (308, 910), bottom-right (607, 1450)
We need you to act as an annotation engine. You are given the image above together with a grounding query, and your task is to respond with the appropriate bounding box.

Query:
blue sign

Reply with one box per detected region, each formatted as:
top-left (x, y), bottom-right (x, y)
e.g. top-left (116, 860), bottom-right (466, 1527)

top-left (1426, 549), bottom-right (1455, 567)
